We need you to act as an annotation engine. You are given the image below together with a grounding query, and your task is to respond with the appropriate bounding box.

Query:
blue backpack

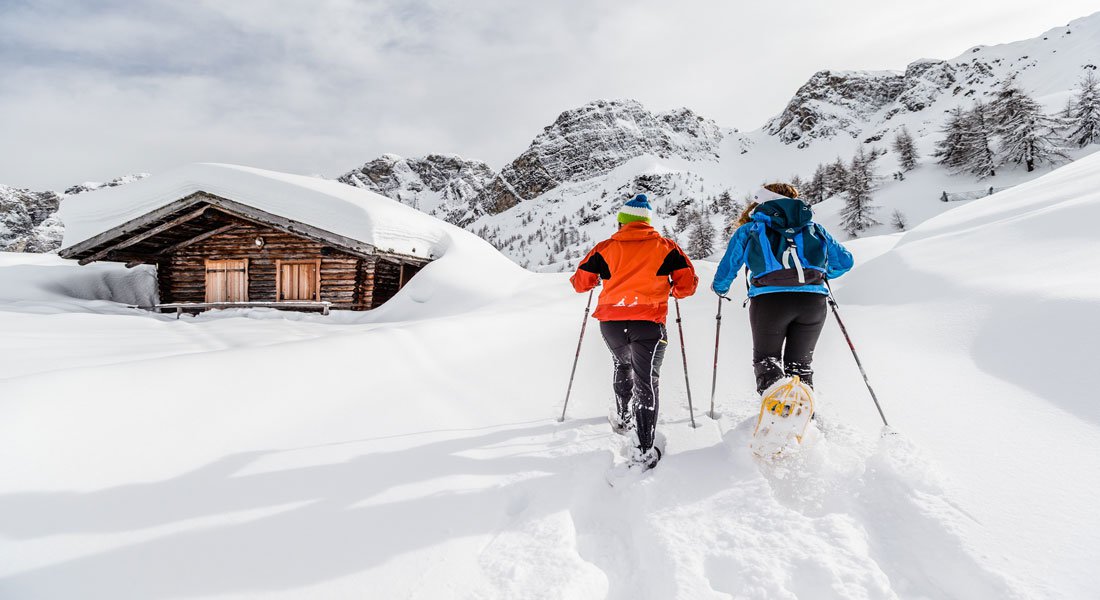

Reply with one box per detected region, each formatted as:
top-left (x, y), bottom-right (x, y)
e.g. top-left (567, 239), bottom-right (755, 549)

top-left (744, 198), bottom-right (828, 287)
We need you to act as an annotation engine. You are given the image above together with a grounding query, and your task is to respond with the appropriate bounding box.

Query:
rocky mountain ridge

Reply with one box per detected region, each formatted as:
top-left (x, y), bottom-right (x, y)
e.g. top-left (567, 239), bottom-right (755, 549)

top-left (337, 154), bottom-right (496, 226)
top-left (481, 100), bottom-right (725, 212)
top-left (0, 185), bottom-right (63, 252)
top-left (335, 100), bottom-right (726, 225)
top-left (63, 174), bottom-right (150, 196)
top-left (767, 16), bottom-right (1099, 148)
top-left (1, 174), bottom-right (147, 252)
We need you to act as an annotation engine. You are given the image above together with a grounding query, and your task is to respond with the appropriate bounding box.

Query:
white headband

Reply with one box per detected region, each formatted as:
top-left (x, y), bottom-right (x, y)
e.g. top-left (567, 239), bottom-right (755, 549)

top-left (752, 187), bottom-right (787, 203)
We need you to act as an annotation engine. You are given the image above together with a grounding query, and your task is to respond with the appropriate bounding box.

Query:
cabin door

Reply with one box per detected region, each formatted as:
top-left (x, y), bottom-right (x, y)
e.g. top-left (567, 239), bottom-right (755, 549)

top-left (277, 260), bottom-right (321, 301)
top-left (205, 259), bottom-right (248, 303)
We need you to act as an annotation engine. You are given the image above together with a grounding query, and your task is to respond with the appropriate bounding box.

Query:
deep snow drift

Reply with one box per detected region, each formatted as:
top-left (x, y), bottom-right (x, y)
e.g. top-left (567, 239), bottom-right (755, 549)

top-left (3, 154), bottom-right (1100, 598)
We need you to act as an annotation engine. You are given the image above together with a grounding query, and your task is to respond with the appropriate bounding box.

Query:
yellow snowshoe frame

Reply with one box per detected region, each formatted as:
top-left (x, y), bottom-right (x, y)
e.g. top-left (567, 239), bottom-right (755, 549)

top-left (752, 375), bottom-right (815, 444)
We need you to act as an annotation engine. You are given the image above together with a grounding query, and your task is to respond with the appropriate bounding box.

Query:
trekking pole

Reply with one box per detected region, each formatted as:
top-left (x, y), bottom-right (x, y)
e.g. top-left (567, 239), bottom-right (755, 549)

top-left (825, 281), bottom-right (890, 428)
top-left (673, 297), bottom-right (698, 428)
top-left (708, 295), bottom-right (731, 419)
top-left (559, 289), bottom-right (595, 422)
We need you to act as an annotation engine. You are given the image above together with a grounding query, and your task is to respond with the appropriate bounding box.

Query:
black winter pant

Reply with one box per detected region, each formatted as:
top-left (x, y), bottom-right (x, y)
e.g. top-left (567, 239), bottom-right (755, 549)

top-left (600, 320), bottom-right (668, 452)
top-left (748, 293), bottom-right (828, 394)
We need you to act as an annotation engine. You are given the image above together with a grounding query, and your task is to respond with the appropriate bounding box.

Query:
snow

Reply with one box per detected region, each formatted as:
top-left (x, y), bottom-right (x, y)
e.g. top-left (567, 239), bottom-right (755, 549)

top-left (0, 252), bottom-right (157, 311)
top-left (58, 163), bottom-right (467, 260)
top-left (4, 150), bottom-right (1100, 598)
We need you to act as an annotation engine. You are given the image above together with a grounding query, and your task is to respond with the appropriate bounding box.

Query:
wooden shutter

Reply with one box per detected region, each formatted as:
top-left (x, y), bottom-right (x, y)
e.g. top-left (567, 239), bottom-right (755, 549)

top-left (205, 259), bottom-right (248, 302)
top-left (276, 259), bottom-right (321, 301)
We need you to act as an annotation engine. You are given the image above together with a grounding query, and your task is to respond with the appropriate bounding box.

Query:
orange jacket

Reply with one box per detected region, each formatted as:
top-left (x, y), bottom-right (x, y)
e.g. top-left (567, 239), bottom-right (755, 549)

top-left (570, 222), bottom-right (698, 323)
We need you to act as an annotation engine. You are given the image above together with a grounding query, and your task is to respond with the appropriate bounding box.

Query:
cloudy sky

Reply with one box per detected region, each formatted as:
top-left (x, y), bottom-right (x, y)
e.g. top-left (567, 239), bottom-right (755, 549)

top-left (2, 0), bottom-right (1097, 190)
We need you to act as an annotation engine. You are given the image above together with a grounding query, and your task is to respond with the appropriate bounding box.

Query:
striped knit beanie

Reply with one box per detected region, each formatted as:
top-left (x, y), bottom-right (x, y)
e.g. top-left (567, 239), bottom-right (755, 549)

top-left (617, 194), bottom-right (653, 224)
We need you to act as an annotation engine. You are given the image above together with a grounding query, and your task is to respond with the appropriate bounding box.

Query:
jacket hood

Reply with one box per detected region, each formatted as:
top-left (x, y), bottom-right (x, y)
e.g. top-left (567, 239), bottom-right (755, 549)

top-left (752, 198), bottom-right (814, 232)
top-left (611, 221), bottom-right (661, 241)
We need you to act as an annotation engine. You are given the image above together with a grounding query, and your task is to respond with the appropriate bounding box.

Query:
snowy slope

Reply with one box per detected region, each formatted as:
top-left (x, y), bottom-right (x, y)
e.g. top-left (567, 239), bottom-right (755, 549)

top-left (3, 151), bottom-right (1100, 598)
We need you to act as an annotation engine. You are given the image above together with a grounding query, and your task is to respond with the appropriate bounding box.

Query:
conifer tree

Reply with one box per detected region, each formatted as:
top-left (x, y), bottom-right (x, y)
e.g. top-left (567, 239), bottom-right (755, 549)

top-left (673, 207), bottom-right (692, 235)
top-left (789, 174), bottom-right (806, 196)
top-left (1062, 97), bottom-right (1076, 120)
top-left (840, 147), bottom-right (882, 237)
top-left (803, 164), bottom-right (828, 204)
top-left (933, 106), bottom-right (969, 171)
top-left (687, 210), bottom-right (717, 259)
top-left (824, 158), bottom-right (849, 198)
top-left (1069, 70), bottom-right (1100, 147)
top-left (989, 79), bottom-right (1030, 139)
top-left (960, 101), bottom-right (998, 179)
top-left (716, 190), bottom-right (742, 236)
top-left (993, 87), bottom-right (1068, 172)
top-left (892, 126), bottom-right (918, 171)
top-left (716, 190), bottom-right (735, 217)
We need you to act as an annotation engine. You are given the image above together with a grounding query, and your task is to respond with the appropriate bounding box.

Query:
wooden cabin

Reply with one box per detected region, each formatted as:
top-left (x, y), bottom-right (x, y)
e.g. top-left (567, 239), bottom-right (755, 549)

top-left (59, 190), bottom-right (430, 313)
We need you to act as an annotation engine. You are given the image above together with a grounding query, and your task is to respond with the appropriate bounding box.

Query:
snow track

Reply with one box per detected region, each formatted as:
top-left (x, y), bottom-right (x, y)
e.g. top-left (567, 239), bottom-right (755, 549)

top-left (7, 153), bottom-right (1100, 598)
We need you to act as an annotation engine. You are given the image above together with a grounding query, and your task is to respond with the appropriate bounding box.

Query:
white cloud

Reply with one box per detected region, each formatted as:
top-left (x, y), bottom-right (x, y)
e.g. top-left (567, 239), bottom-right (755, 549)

top-left (1, 0), bottom-right (1097, 189)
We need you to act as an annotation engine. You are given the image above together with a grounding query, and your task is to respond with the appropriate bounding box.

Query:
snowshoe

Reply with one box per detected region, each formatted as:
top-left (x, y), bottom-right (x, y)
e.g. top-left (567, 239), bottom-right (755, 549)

top-left (750, 376), bottom-right (815, 458)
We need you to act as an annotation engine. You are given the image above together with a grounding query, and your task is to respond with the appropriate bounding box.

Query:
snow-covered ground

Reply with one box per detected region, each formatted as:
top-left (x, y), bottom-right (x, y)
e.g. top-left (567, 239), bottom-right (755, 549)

top-left (3, 153), bottom-right (1100, 598)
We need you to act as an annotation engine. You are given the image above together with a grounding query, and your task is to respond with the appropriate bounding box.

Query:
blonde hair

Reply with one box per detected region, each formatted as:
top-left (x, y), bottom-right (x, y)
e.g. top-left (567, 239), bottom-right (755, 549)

top-left (736, 201), bottom-right (759, 228)
top-left (731, 183), bottom-right (800, 231)
top-left (763, 182), bottom-right (800, 199)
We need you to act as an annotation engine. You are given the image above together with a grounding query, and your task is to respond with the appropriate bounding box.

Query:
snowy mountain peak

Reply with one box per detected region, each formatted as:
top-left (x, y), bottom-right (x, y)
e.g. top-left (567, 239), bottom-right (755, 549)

top-left (766, 12), bottom-right (1100, 148)
top-left (765, 69), bottom-right (911, 146)
top-left (474, 99), bottom-right (724, 213)
top-left (336, 153), bottom-right (497, 226)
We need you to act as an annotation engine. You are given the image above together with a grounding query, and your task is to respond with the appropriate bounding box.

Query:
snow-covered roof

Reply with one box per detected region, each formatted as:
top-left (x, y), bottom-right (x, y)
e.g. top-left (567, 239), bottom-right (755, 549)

top-left (59, 163), bottom-right (452, 259)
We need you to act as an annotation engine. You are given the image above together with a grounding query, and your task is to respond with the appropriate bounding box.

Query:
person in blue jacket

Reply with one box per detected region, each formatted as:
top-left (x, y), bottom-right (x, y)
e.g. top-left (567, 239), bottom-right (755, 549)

top-left (712, 183), bottom-right (854, 395)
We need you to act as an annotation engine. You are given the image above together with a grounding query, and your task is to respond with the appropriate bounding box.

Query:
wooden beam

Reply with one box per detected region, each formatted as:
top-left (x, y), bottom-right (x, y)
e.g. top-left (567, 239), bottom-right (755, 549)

top-left (115, 205), bottom-right (209, 249)
top-left (102, 251), bottom-right (151, 263)
top-left (125, 260), bottom-right (145, 269)
top-left (199, 195), bottom-right (378, 259)
top-left (78, 205), bottom-right (209, 265)
top-left (154, 223), bottom-right (238, 255)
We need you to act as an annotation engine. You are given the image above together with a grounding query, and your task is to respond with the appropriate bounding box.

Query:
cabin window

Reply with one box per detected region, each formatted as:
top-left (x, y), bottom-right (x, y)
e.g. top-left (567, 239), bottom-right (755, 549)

top-left (205, 259), bottom-right (249, 303)
top-left (276, 259), bottom-right (321, 302)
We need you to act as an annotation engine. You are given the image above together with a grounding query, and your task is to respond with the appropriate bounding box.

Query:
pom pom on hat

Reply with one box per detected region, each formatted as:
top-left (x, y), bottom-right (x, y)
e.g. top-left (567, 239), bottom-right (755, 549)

top-left (618, 193), bottom-right (653, 224)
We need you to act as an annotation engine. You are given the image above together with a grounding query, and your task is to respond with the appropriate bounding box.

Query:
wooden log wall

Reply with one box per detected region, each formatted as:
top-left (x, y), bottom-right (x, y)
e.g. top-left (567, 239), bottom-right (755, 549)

top-left (157, 220), bottom-right (374, 310)
top-left (371, 259), bottom-right (402, 308)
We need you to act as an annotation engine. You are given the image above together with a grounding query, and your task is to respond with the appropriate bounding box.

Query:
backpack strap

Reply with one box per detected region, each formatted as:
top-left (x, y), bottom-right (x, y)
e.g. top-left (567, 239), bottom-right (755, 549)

top-left (781, 232), bottom-right (806, 284)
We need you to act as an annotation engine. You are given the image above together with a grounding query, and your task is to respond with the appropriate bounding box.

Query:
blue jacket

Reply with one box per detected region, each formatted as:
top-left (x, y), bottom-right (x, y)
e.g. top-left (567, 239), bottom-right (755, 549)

top-left (712, 210), bottom-right (854, 297)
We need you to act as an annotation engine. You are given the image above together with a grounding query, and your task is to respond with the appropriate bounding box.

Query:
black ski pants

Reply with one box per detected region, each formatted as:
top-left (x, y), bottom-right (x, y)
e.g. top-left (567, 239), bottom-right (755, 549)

top-left (599, 320), bottom-right (667, 452)
top-left (748, 292), bottom-right (828, 394)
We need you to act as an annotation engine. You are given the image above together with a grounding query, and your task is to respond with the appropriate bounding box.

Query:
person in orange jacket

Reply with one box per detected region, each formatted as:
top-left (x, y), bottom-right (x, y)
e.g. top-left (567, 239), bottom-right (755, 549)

top-left (570, 194), bottom-right (698, 469)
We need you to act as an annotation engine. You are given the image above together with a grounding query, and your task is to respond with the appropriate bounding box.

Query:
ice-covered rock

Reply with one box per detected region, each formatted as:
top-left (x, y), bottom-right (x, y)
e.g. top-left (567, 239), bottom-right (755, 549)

top-left (337, 154), bottom-right (497, 226)
top-left (477, 99), bottom-right (723, 211)
top-left (0, 185), bottom-right (63, 252)
top-left (63, 173), bottom-right (150, 196)
top-left (1, 174), bottom-right (149, 253)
